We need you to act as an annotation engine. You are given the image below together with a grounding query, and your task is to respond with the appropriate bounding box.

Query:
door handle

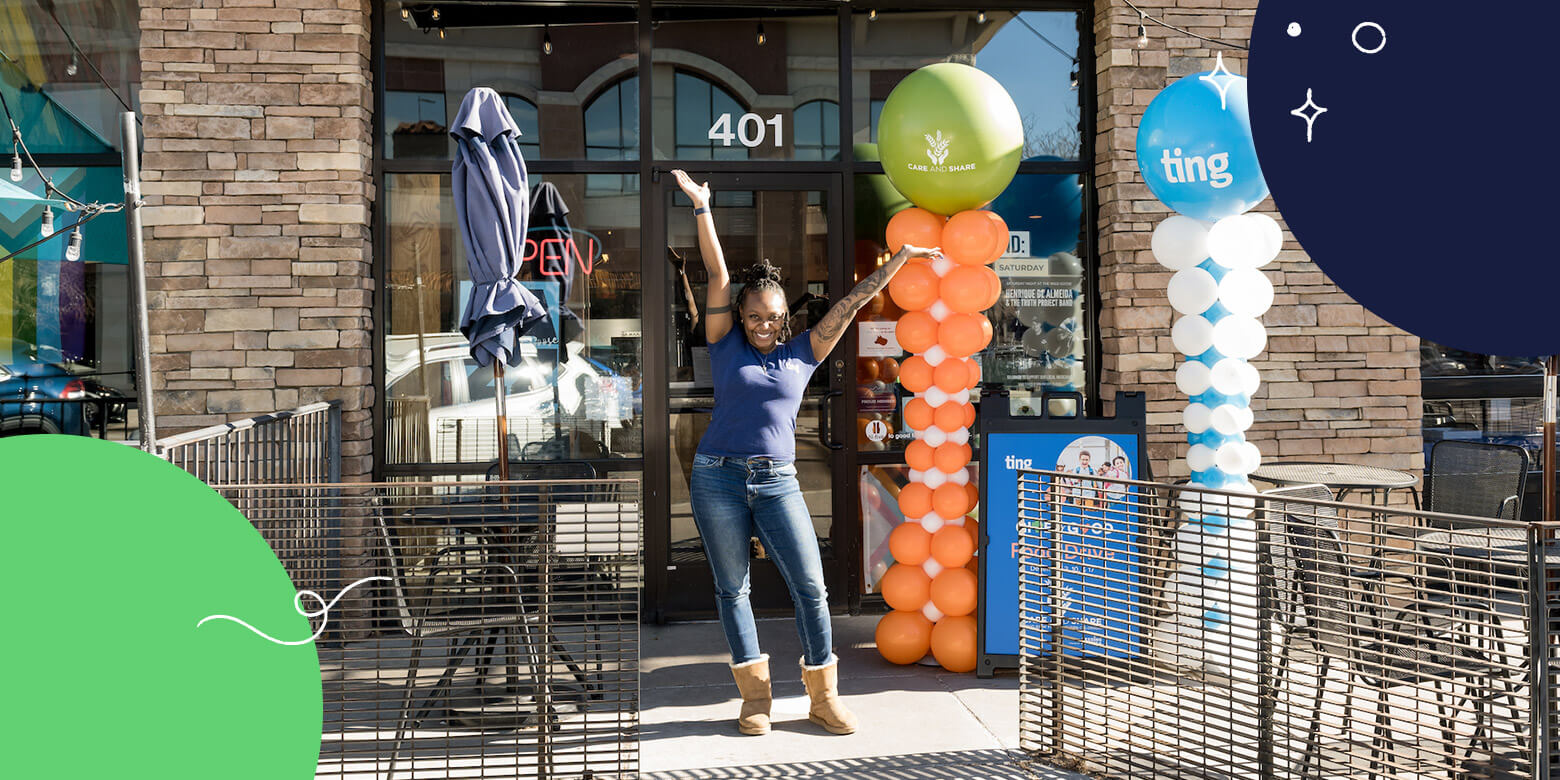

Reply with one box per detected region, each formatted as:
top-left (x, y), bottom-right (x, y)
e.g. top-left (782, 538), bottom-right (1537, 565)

top-left (818, 389), bottom-right (845, 451)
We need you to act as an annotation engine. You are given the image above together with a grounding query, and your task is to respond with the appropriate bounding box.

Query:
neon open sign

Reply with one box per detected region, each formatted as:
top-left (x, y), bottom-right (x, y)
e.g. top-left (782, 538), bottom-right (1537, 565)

top-left (523, 228), bottom-right (604, 275)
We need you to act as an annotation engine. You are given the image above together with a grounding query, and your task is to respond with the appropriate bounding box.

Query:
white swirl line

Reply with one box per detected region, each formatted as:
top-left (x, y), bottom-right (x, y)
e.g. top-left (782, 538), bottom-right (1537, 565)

top-left (197, 576), bottom-right (392, 646)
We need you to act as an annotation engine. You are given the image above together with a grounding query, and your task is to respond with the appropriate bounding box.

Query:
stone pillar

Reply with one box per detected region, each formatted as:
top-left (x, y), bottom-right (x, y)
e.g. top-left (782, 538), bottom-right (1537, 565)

top-left (1091, 0), bottom-right (1422, 483)
top-left (137, 0), bottom-right (374, 480)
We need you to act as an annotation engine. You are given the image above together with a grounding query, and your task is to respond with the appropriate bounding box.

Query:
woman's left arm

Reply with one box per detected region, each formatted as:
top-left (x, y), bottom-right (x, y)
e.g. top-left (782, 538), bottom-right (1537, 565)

top-left (810, 244), bottom-right (943, 362)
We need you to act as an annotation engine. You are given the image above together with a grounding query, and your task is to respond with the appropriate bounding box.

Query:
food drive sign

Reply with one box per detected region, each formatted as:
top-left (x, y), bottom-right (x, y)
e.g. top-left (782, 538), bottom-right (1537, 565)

top-left (523, 227), bottom-right (603, 275)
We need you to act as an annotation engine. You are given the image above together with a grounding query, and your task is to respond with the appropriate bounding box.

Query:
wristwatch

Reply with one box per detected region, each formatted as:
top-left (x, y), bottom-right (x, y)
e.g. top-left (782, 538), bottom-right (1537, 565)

top-left (693, 206), bottom-right (710, 216)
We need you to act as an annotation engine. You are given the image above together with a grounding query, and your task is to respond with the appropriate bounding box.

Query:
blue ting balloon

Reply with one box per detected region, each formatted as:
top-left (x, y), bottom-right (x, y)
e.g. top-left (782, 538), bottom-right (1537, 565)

top-left (1137, 70), bottom-right (1268, 220)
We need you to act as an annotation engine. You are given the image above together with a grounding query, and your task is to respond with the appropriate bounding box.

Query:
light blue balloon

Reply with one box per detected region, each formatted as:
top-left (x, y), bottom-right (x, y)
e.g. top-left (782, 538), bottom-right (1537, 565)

top-left (1137, 71), bottom-right (1268, 220)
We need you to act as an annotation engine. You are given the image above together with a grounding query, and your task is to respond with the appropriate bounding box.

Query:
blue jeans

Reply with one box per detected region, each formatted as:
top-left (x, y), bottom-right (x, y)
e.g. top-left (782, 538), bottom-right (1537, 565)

top-left (689, 453), bottom-right (833, 666)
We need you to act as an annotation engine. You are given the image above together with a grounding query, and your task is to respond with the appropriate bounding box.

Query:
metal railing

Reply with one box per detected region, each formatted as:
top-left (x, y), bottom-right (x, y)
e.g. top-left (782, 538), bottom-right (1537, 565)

top-left (215, 479), bottom-right (641, 780)
top-left (1016, 468), bottom-right (1560, 780)
top-left (160, 401), bottom-right (342, 485)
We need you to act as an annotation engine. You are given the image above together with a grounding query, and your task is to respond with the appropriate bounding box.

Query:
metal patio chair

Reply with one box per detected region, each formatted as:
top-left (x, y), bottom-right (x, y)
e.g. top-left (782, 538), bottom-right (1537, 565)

top-left (373, 502), bottom-right (548, 779)
top-left (1263, 484), bottom-right (1492, 779)
top-left (1424, 440), bottom-right (1529, 523)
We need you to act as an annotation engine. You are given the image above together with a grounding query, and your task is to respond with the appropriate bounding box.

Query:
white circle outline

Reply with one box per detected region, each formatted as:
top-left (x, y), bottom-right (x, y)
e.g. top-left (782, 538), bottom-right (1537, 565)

top-left (1352, 21), bottom-right (1385, 54)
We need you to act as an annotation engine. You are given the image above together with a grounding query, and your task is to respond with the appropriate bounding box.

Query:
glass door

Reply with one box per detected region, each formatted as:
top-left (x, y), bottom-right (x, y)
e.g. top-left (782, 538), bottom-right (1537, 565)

top-left (650, 171), bottom-right (850, 619)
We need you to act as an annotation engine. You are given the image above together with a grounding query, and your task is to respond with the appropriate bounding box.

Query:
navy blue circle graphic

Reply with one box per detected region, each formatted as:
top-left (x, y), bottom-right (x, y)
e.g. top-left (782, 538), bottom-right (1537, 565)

top-left (1249, 4), bottom-right (1560, 357)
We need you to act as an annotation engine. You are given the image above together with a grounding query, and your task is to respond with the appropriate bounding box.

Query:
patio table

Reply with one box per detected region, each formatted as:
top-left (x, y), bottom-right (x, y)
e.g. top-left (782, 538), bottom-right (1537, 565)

top-left (1251, 461), bottom-right (1420, 508)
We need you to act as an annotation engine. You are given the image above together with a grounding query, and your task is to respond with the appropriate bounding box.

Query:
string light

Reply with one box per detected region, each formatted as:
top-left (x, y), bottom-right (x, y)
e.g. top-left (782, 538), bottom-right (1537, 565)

top-left (755, 21), bottom-right (766, 46)
top-left (543, 25), bottom-right (552, 54)
top-left (868, 9), bottom-right (877, 22)
top-left (438, 28), bottom-right (446, 40)
top-left (66, 50), bottom-right (79, 77)
top-left (429, 7), bottom-right (440, 21)
top-left (1137, 13), bottom-right (1148, 49)
top-left (65, 224), bottom-right (82, 261)
top-left (41, 206), bottom-right (53, 237)
top-left (976, 10), bottom-right (986, 24)
top-left (400, 6), bottom-right (409, 20)
top-left (1123, 0), bottom-right (1249, 51)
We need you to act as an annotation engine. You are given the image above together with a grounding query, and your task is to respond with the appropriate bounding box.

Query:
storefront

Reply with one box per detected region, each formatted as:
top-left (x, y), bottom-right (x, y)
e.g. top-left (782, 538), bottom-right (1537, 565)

top-left (371, 2), bottom-right (1093, 618)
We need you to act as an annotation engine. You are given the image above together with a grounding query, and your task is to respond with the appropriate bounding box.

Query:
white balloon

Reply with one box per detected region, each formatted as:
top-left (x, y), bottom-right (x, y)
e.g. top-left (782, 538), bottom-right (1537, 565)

top-left (922, 601), bottom-right (946, 622)
top-left (1235, 361), bottom-right (1261, 395)
top-left (1215, 442), bottom-right (1252, 474)
top-left (923, 426), bottom-right (948, 447)
top-left (908, 468), bottom-right (925, 483)
top-left (923, 468), bottom-right (947, 489)
top-left (1176, 360), bottom-right (1212, 396)
top-left (1176, 481), bottom-right (1219, 514)
top-left (920, 513), bottom-right (946, 533)
top-left (931, 257), bottom-right (955, 277)
top-left (1187, 443), bottom-right (1216, 472)
top-left (1207, 215), bottom-right (1266, 269)
top-left (1210, 358), bottom-right (1254, 397)
top-left (922, 559), bottom-right (945, 579)
top-left (1168, 268), bottom-right (1220, 315)
top-left (924, 345), bottom-right (947, 366)
top-left (1210, 404), bottom-right (1253, 435)
top-left (949, 469), bottom-right (970, 485)
top-left (1218, 268), bottom-right (1275, 318)
top-left (1184, 402), bottom-right (1213, 433)
top-left (947, 427), bottom-right (970, 446)
top-left (1171, 315), bottom-right (1215, 356)
top-left (1245, 213), bottom-right (1284, 265)
top-left (1211, 316), bottom-right (1267, 360)
top-left (928, 299), bottom-right (952, 322)
top-left (1240, 441), bottom-right (1263, 473)
top-left (924, 386), bottom-right (950, 407)
top-left (1151, 215), bottom-right (1212, 270)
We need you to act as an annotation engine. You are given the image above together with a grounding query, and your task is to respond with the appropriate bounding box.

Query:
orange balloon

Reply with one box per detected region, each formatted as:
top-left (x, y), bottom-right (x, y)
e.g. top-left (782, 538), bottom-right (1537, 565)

top-left (931, 525), bottom-right (976, 568)
top-left (888, 262), bottom-right (940, 311)
top-left (898, 482), bottom-right (932, 518)
top-left (905, 439), bottom-right (936, 472)
top-left (938, 313), bottom-right (993, 358)
top-left (885, 207), bottom-right (945, 254)
top-left (963, 517), bottom-right (981, 549)
top-left (930, 567), bottom-right (978, 617)
top-left (934, 442), bottom-right (972, 473)
top-left (876, 610), bottom-right (934, 665)
top-left (889, 522), bottom-right (932, 566)
top-left (930, 614), bottom-right (978, 672)
top-left (977, 266), bottom-right (1002, 310)
top-left (939, 265), bottom-right (991, 314)
top-left (879, 563), bottom-right (931, 612)
top-left (895, 311), bottom-right (940, 353)
top-left (966, 360), bottom-right (983, 389)
top-left (880, 357), bottom-right (901, 382)
top-left (964, 481), bottom-right (980, 510)
top-left (962, 400), bottom-right (977, 426)
top-left (898, 355), bottom-right (933, 393)
top-left (933, 483), bottom-right (972, 519)
top-left (933, 357), bottom-right (969, 394)
top-left (933, 401), bottom-right (970, 433)
top-left (980, 212), bottom-right (1009, 264)
top-left (903, 397), bottom-right (934, 432)
top-left (943, 210), bottom-right (1005, 266)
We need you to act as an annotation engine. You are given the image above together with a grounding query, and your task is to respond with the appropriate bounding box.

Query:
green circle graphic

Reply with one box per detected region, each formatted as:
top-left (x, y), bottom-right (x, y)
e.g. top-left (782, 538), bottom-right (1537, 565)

top-left (2, 436), bottom-right (322, 779)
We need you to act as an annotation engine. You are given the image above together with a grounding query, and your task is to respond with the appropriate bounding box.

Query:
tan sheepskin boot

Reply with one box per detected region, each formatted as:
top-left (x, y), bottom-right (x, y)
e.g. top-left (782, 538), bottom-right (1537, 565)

top-left (800, 657), bottom-right (857, 735)
top-left (730, 655), bottom-right (772, 735)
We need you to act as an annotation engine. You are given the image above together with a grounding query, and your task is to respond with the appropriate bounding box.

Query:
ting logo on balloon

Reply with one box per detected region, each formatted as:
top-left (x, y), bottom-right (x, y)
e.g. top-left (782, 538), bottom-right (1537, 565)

top-left (1159, 147), bottom-right (1233, 189)
top-left (908, 129), bottom-right (976, 173)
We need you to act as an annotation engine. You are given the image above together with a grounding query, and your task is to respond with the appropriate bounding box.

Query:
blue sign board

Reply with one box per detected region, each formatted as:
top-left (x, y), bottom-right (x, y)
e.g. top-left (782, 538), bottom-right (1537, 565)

top-left (976, 392), bottom-right (1148, 676)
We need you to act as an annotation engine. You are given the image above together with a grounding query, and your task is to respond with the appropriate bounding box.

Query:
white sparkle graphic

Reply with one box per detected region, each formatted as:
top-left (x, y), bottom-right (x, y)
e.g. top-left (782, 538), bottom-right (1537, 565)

top-left (1353, 21), bottom-right (1386, 54)
top-left (1198, 52), bottom-right (1241, 111)
top-left (1290, 89), bottom-right (1328, 143)
top-left (1286, 22), bottom-right (1301, 37)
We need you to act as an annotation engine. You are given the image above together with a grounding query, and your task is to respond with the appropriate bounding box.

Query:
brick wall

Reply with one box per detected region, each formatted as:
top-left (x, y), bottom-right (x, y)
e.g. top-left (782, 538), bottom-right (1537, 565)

top-left (137, 0), bottom-right (374, 479)
top-left (1091, 0), bottom-right (1422, 482)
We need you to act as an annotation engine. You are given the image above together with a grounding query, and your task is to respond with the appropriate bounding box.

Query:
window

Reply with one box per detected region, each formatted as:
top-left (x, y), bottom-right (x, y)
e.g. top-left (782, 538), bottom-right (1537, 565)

top-left (384, 90), bottom-right (449, 159)
top-left (793, 99), bottom-right (839, 161)
top-left (503, 94), bottom-right (541, 161)
top-left (583, 76), bottom-right (639, 194)
top-left (673, 71), bottom-right (747, 161)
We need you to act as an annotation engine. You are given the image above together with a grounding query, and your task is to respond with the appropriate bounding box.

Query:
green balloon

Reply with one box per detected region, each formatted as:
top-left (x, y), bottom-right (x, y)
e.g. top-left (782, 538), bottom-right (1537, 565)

top-left (876, 63), bottom-right (1023, 216)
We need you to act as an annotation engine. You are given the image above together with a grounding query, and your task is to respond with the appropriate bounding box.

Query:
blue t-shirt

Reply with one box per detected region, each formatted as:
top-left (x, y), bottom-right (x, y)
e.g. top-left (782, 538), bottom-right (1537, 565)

top-left (697, 326), bottom-right (823, 462)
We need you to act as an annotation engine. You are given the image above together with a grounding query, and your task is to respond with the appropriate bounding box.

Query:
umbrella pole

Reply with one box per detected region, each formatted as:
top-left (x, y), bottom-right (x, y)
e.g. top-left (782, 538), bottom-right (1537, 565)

top-left (121, 111), bottom-right (157, 452)
top-left (495, 361), bottom-right (511, 480)
top-left (1545, 355), bottom-right (1556, 525)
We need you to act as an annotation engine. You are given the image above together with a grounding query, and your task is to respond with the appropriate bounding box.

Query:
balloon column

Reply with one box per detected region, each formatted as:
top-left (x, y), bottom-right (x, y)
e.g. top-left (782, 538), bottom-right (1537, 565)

top-left (869, 62), bottom-right (1022, 674)
top-left (1136, 55), bottom-right (1275, 677)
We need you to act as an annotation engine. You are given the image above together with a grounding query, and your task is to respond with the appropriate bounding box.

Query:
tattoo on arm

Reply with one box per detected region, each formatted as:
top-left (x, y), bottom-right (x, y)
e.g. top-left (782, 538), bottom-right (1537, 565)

top-left (812, 259), bottom-right (902, 343)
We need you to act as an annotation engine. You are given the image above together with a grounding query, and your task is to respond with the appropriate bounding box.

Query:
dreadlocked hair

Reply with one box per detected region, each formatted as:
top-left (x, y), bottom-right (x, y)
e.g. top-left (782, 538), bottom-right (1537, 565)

top-left (733, 258), bottom-right (791, 342)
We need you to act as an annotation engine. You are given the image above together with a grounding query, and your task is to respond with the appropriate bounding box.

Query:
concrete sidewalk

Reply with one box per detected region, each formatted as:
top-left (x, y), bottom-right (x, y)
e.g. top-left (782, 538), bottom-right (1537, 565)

top-left (639, 615), bottom-right (1087, 779)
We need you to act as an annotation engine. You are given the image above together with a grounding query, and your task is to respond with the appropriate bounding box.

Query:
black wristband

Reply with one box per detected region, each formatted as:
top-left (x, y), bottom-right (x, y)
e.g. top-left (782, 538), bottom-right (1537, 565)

top-left (693, 206), bottom-right (710, 216)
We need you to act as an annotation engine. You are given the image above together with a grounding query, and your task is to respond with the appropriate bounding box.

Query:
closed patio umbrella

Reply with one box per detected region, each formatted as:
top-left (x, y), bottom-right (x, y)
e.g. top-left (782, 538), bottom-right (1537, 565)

top-left (451, 87), bottom-right (546, 479)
